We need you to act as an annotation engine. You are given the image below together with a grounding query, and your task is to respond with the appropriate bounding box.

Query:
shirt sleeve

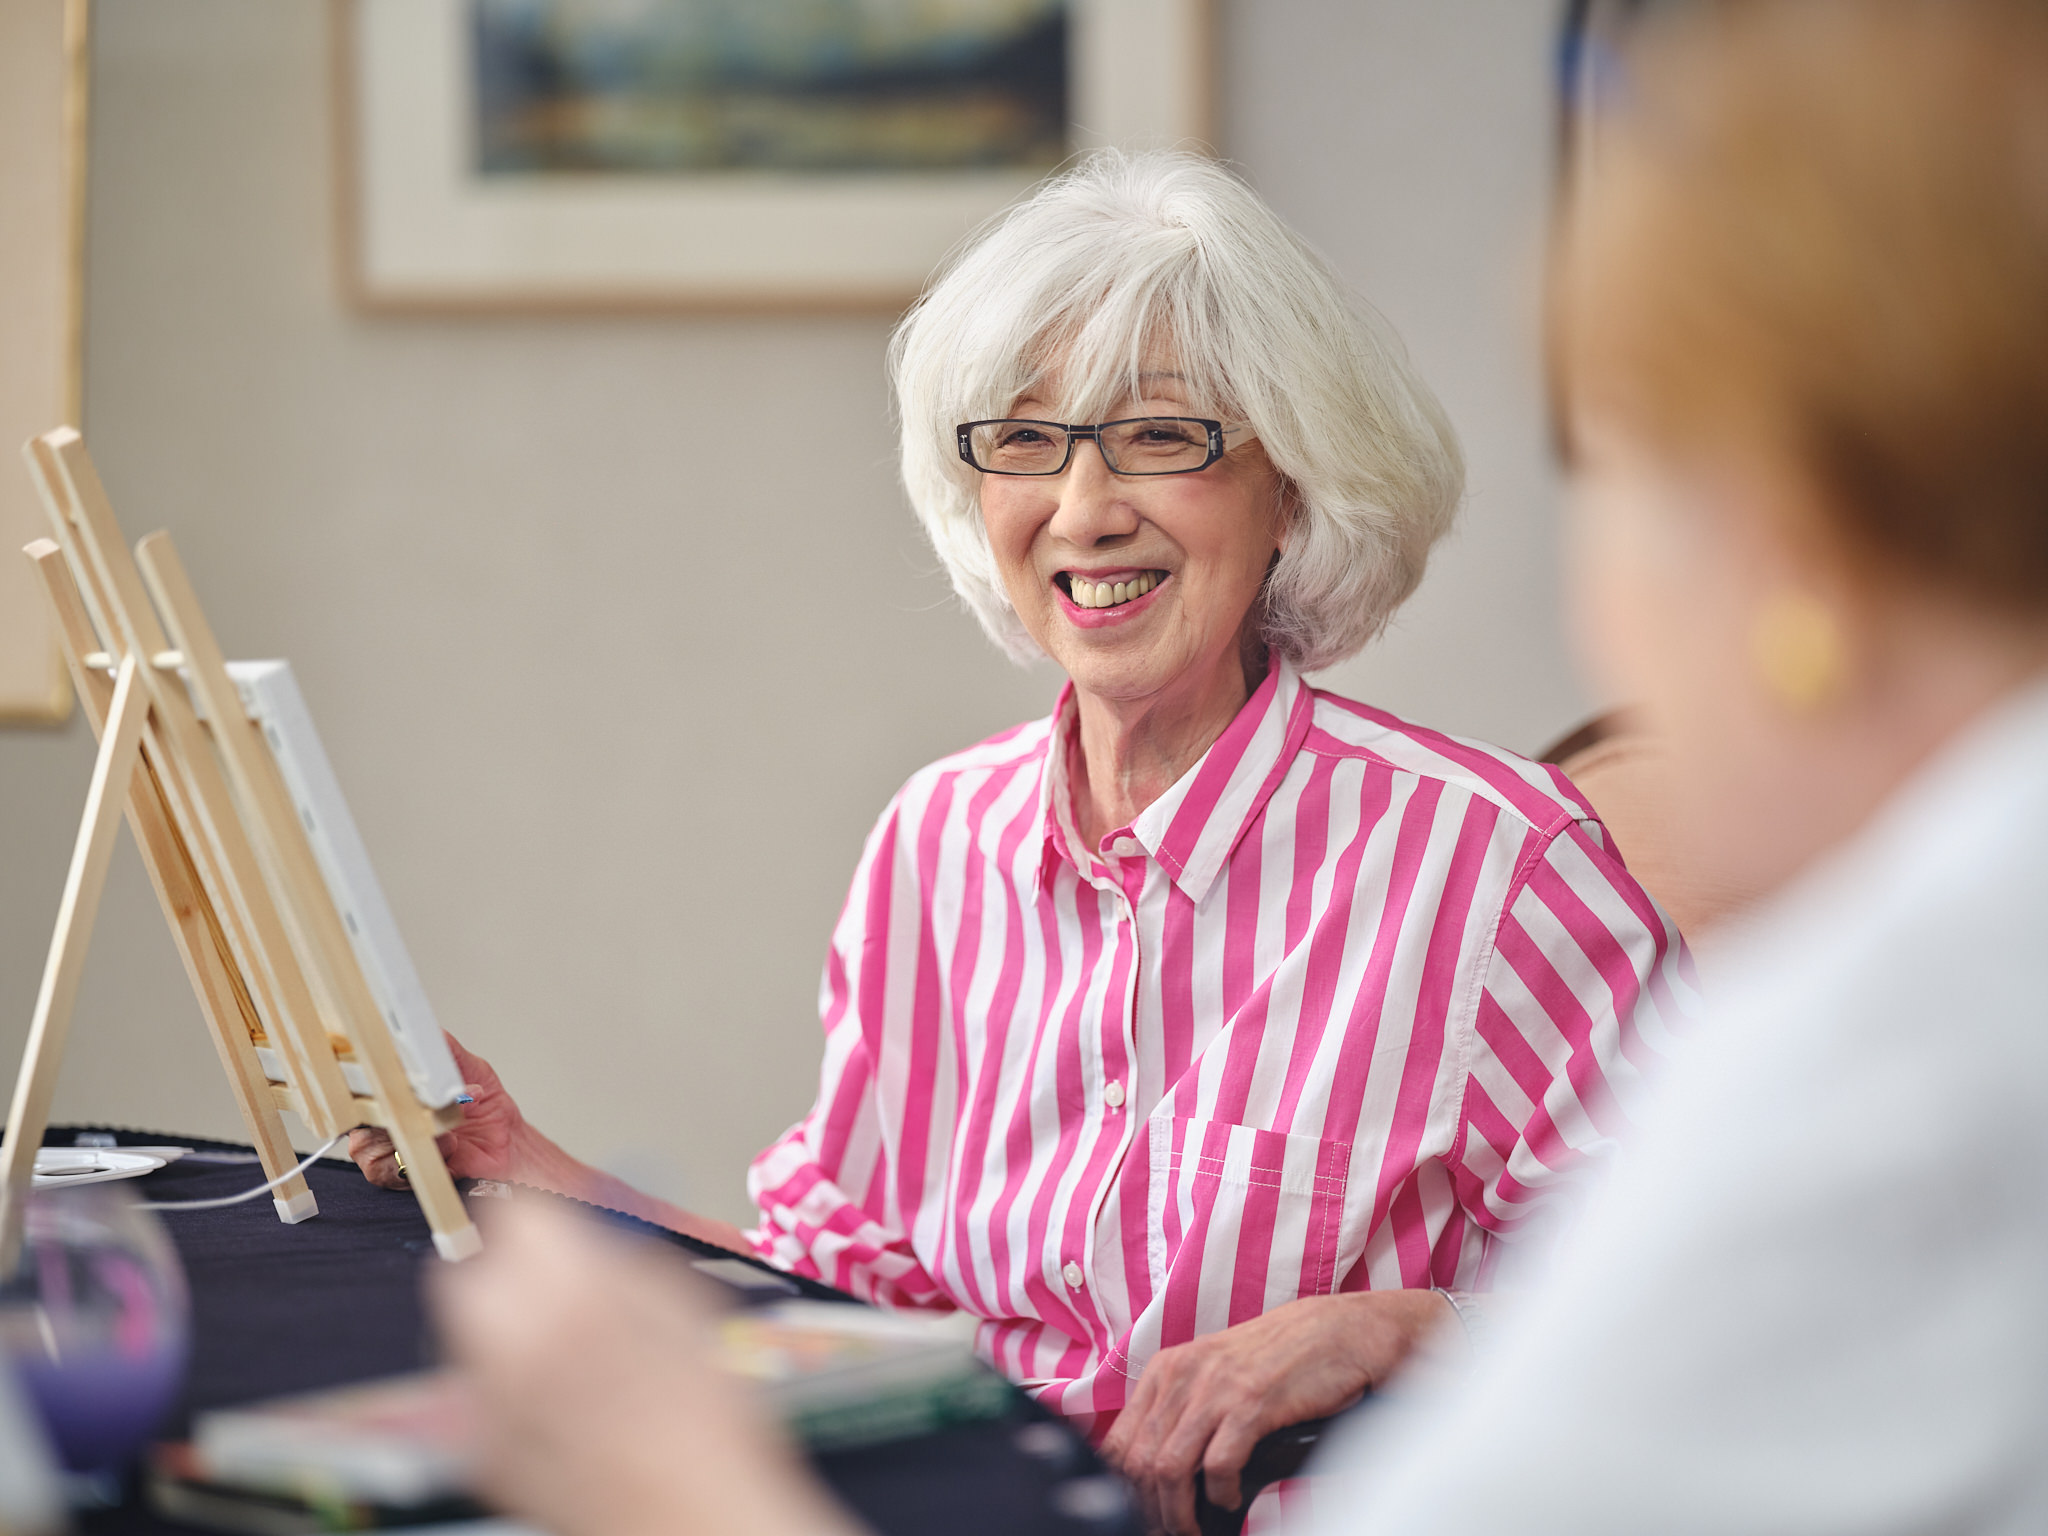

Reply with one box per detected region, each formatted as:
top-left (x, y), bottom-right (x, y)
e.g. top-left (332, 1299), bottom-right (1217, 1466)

top-left (744, 795), bottom-right (952, 1311)
top-left (1449, 814), bottom-right (1697, 1253)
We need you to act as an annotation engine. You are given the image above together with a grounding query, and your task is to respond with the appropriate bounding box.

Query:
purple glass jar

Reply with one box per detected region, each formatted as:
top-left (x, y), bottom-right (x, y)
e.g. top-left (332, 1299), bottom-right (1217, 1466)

top-left (0, 1184), bottom-right (190, 1472)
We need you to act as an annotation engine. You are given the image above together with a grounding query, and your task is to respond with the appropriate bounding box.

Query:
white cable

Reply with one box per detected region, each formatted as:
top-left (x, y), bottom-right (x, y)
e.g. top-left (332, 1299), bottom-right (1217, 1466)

top-left (139, 1131), bottom-right (349, 1211)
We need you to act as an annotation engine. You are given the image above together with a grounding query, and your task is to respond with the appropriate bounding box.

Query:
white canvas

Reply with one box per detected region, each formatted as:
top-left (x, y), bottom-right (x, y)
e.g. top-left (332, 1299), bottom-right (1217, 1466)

top-left (228, 660), bottom-right (467, 1111)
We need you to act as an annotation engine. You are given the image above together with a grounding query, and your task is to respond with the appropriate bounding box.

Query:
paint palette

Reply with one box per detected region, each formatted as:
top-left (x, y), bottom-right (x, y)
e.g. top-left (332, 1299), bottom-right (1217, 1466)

top-left (31, 1148), bottom-right (168, 1188)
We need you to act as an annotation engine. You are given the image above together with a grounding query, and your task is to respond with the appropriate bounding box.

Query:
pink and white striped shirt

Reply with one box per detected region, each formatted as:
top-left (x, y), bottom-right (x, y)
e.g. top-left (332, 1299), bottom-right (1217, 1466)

top-left (748, 662), bottom-right (1694, 1427)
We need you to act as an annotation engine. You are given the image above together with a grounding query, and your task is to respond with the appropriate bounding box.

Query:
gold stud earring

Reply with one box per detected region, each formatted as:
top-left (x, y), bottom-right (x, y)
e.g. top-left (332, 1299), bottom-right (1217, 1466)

top-left (1750, 590), bottom-right (1845, 711)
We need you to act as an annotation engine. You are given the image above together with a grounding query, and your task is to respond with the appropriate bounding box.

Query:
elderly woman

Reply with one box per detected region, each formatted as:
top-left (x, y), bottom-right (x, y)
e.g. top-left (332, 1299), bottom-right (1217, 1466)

top-left (357, 151), bottom-right (1688, 1529)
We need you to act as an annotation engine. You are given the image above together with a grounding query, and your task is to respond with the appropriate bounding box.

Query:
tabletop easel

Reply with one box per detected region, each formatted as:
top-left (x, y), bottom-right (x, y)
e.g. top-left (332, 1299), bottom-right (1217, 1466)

top-left (0, 427), bottom-right (479, 1267)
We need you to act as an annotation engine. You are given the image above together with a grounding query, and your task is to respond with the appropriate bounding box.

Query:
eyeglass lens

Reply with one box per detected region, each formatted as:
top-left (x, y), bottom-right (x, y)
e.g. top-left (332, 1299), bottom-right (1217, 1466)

top-left (968, 418), bottom-right (1214, 475)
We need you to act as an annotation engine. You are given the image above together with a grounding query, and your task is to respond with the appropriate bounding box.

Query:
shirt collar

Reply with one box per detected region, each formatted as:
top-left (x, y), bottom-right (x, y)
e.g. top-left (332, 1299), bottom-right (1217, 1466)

top-left (1035, 660), bottom-right (1315, 904)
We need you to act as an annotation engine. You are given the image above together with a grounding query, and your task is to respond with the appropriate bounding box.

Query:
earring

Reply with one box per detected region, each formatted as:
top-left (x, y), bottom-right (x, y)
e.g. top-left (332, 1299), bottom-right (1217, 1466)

top-left (1750, 590), bottom-right (1845, 711)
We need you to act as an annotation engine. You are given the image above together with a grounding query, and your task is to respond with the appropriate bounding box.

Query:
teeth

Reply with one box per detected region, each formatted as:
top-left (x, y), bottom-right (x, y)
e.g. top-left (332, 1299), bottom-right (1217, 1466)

top-left (1069, 572), bottom-right (1161, 610)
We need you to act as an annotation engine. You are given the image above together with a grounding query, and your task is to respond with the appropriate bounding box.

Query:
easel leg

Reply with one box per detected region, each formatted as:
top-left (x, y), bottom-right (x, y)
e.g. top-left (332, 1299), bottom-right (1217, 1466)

top-left (0, 657), bottom-right (149, 1271)
top-left (147, 772), bottom-right (316, 1221)
top-left (382, 1108), bottom-right (481, 1261)
top-left (167, 819), bottom-right (317, 1223)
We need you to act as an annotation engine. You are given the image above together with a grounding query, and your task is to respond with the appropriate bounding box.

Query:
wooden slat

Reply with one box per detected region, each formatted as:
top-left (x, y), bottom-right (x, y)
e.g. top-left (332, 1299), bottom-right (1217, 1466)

top-left (0, 655), bottom-right (148, 1269)
top-left (24, 539), bottom-right (314, 1218)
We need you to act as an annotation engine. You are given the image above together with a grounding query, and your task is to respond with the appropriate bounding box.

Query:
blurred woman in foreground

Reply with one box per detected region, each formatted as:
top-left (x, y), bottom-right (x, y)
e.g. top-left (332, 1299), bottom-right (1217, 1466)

top-left (1343, 0), bottom-right (2048, 1527)
top-left (430, 1), bottom-right (2048, 1531)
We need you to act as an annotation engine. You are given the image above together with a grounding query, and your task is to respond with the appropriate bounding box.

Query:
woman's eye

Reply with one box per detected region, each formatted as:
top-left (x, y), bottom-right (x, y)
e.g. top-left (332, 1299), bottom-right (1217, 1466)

top-left (1001, 427), bottom-right (1052, 446)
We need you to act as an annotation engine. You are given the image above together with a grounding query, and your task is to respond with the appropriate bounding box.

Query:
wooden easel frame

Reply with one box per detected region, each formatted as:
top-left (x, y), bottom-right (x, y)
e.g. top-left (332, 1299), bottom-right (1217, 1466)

top-left (0, 428), bottom-right (479, 1265)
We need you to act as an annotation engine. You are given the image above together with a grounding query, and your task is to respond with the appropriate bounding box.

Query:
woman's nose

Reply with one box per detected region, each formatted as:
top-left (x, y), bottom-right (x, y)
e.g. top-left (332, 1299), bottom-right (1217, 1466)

top-left (1046, 439), bottom-right (1140, 546)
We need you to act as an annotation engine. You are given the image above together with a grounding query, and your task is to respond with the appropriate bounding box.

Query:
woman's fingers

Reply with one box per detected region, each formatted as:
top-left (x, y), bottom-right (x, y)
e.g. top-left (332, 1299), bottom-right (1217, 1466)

top-left (1151, 1404), bottom-right (1222, 1534)
top-left (444, 1032), bottom-right (501, 1092)
top-left (1097, 1372), bottom-right (1156, 1468)
top-left (1150, 1364), bottom-right (1258, 1534)
top-left (1099, 1368), bottom-right (1167, 1525)
top-left (1103, 1352), bottom-right (1223, 1535)
top-left (436, 1053), bottom-right (525, 1180)
top-left (347, 1125), bottom-right (389, 1166)
top-left (347, 1126), bottom-right (407, 1189)
top-left (350, 1033), bottom-right (523, 1189)
top-left (1198, 1411), bottom-right (1267, 1516)
top-left (1106, 1292), bottom-right (1450, 1532)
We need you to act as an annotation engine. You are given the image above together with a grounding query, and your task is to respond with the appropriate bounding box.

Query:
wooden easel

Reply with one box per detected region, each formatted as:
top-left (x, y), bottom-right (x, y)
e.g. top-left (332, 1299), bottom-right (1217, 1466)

top-left (0, 427), bottom-right (479, 1266)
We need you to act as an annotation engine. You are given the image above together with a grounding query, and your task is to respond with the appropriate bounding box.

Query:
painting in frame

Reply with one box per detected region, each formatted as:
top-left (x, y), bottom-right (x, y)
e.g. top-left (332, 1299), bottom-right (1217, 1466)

top-left (336, 0), bottom-right (1212, 311)
top-left (0, 0), bottom-right (88, 722)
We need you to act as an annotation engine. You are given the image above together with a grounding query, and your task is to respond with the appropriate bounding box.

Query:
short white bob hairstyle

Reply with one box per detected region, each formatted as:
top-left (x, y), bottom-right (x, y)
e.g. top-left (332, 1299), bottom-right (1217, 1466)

top-left (890, 149), bottom-right (1464, 672)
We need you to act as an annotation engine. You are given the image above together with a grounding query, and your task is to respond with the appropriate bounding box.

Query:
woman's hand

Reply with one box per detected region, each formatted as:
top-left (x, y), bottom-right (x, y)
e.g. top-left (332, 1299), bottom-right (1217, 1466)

top-left (432, 1198), bottom-right (867, 1536)
top-left (348, 1032), bottom-right (751, 1252)
top-left (1098, 1289), bottom-right (1455, 1535)
top-left (349, 1032), bottom-right (526, 1188)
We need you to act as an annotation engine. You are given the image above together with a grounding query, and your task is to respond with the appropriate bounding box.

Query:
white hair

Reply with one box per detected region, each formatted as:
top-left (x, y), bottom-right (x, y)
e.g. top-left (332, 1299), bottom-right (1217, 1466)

top-left (889, 149), bottom-right (1465, 671)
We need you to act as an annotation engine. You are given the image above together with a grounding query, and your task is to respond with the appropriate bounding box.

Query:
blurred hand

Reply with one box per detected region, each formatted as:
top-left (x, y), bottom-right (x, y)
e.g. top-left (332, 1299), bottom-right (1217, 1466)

top-left (1099, 1289), bottom-right (1454, 1535)
top-left (350, 1032), bottom-right (525, 1188)
top-left (433, 1198), bottom-right (866, 1536)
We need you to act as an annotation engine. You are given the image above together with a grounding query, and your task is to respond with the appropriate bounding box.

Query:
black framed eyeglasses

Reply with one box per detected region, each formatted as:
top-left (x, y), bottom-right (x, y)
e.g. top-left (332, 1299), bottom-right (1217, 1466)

top-left (955, 417), bottom-right (1249, 477)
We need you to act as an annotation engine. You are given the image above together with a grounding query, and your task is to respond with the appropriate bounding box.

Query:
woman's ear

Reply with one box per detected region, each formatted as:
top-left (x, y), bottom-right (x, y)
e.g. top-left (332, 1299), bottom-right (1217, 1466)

top-left (1271, 477), bottom-right (1303, 556)
top-left (1713, 459), bottom-right (1876, 717)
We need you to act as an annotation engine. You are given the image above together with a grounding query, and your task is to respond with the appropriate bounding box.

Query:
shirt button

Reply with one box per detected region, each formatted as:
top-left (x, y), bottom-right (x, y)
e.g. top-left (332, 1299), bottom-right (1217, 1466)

top-left (1062, 1261), bottom-right (1085, 1289)
top-left (1112, 837), bottom-right (1140, 857)
top-left (1103, 1080), bottom-right (1126, 1109)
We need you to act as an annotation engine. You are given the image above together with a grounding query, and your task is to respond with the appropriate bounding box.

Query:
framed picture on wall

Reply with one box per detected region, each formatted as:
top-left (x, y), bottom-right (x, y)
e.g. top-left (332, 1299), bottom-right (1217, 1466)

top-left (0, 0), bottom-right (88, 722)
top-left (335, 0), bottom-right (1212, 311)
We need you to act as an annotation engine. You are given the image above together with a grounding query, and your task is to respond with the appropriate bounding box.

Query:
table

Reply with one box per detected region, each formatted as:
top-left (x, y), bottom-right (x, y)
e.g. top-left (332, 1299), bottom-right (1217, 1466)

top-left (46, 1126), bottom-right (1139, 1536)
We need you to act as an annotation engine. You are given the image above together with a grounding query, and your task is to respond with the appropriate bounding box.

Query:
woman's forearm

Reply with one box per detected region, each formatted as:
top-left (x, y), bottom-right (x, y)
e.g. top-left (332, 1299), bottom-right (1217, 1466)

top-left (504, 1124), bottom-right (751, 1253)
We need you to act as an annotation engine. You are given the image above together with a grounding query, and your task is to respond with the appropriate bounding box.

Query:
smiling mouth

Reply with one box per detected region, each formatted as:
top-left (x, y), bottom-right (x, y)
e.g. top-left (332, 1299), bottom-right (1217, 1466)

top-left (1057, 570), bottom-right (1168, 610)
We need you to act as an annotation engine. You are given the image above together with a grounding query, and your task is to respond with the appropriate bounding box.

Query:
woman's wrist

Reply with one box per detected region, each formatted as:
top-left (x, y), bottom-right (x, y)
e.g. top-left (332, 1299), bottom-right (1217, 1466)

top-left (1318, 1289), bottom-right (1451, 1387)
top-left (502, 1126), bottom-right (750, 1252)
top-left (1429, 1286), bottom-right (1489, 1355)
top-left (502, 1121), bottom-right (576, 1192)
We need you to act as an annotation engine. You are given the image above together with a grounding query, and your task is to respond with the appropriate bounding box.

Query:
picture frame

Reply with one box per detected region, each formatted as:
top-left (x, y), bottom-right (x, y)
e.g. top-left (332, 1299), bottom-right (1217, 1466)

top-left (0, 0), bottom-right (89, 722)
top-left (334, 0), bottom-right (1212, 312)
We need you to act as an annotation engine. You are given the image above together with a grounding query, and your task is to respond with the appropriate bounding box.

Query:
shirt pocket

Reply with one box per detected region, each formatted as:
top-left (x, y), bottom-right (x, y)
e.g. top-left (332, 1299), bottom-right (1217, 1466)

top-left (1144, 1116), bottom-right (1353, 1327)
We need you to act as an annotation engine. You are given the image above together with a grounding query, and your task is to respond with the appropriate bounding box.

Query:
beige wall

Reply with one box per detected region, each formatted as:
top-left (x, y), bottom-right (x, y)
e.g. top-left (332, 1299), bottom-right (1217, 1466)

top-left (0, 0), bottom-right (1580, 1225)
top-left (0, 0), bottom-right (78, 719)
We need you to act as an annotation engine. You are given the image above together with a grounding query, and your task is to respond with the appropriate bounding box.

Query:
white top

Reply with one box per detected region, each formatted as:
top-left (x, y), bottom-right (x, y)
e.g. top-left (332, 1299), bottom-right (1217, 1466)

top-left (1320, 675), bottom-right (2048, 1534)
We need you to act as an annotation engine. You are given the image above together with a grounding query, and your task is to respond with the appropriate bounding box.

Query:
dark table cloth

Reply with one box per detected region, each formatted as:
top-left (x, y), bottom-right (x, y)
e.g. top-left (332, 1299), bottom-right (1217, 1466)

top-left (40, 1127), bottom-right (1136, 1536)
